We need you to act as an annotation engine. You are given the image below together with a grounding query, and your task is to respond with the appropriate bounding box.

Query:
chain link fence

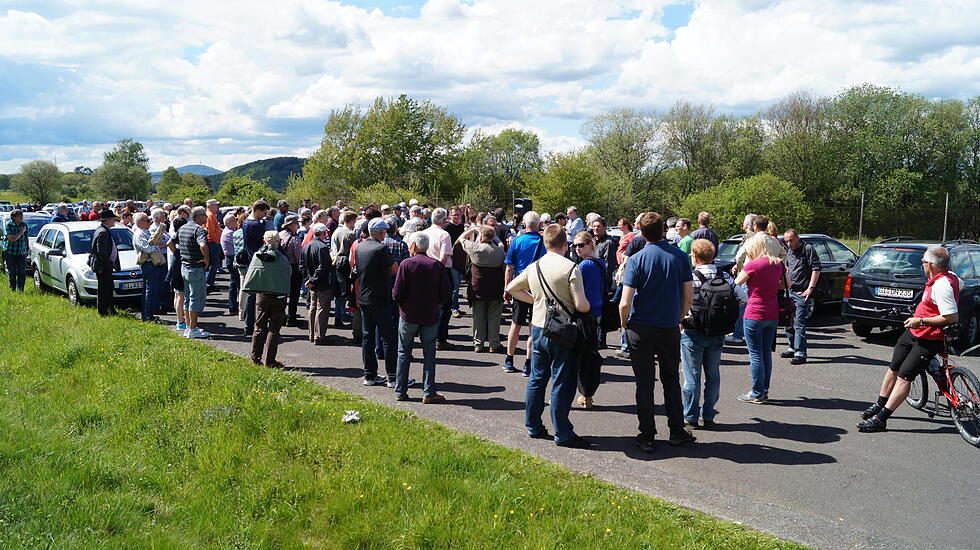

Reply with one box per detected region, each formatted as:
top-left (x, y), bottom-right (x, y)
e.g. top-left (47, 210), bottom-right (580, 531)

top-left (810, 199), bottom-right (978, 243)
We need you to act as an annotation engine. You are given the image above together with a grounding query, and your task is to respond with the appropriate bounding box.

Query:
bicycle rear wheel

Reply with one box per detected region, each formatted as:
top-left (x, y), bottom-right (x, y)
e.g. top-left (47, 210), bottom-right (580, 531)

top-left (906, 372), bottom-right (929, 410)
top-left (949, 368), bottom-right (980, 448)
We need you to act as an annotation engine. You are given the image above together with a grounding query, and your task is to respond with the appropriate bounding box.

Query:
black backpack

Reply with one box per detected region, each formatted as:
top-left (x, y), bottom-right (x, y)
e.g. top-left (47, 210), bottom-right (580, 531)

top-left (687, 270), bottom-right (740, 336)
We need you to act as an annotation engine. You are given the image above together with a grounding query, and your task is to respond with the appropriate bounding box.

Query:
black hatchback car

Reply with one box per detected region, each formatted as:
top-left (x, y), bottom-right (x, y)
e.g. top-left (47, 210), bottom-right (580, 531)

top-left (715, 233), bottom-right (859, 303)
top-left (841, 238), bottom-right (980, 348)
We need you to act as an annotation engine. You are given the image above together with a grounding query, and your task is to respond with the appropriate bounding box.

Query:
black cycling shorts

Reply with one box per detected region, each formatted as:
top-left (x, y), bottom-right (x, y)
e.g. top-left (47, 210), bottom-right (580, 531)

top-left (889, 330), bottom-right (944, 381)
top-left (512, 300), bottom-right (533, 327)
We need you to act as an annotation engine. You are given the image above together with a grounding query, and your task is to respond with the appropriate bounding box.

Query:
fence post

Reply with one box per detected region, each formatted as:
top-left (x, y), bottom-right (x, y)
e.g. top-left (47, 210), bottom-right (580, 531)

top-left (942, 192), bottom-right (949, 242)
top-left (857, 191), bottom-right (865, 254)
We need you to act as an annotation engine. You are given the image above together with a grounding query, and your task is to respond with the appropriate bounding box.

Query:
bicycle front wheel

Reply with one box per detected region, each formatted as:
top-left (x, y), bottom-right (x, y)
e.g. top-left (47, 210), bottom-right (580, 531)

top-left (949, 368), bottom-right (980, 448)
top-left (906, 372), bottom-right (929, 410)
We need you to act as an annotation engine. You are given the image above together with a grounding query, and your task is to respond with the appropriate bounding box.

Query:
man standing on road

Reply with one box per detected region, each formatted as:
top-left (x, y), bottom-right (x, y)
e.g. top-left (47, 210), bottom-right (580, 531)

top-left (506, 224), bottom-right (593, 448)
top-left (620, 212), bottom-right (697, 452)
top-left (858, 247), bottom-right (959, 433)
top-left (355, 218), bottom-right (399, 387)
top-left (220, 213), bottom-right (240, 315)
top-left (690, 212), bottom-right (719, 249)
top-left (445, 207), bottom-right (467, 319)
top-left (422, 208), bottom-right (456, 350)
top-left (89, 209), bottom-right (120, 316)
top-left (132, 212), bottom-right (168, 323)
top-left (278, 215), bottom-right (303, 327)
top-left (392, 232), bottom-right (451, 403)
top-left (301, 223), bottom-right (336, 345)
top-left (501, 211), bottom-right (546, 374)
top-left (204, 199), bottom-right (223, 293)
top-left (331, 211), bottom-right (357, 328)
top-left (177, 207), bottom-right (211, 339)
top-left (242, 200), bottom-right (271, 336)
top-left (782, 229), bottom-right (821, 365)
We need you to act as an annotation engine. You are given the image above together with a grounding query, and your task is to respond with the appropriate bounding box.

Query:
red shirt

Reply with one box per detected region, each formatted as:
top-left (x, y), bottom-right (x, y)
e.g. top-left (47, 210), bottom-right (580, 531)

top-left (911, 272), bottom-right (960, 341)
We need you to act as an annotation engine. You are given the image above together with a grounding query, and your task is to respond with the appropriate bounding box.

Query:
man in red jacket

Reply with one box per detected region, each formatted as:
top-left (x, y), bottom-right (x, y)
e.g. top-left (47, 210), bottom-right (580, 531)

top-left (858, 246), bottom-right (960, 432)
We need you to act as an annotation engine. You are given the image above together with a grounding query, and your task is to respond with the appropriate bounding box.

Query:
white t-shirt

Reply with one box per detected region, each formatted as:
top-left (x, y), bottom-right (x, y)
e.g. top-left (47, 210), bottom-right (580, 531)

top-left (423, 225), bottom-right (453, 267)
top-left (931, 275), bottom-right (960, 315)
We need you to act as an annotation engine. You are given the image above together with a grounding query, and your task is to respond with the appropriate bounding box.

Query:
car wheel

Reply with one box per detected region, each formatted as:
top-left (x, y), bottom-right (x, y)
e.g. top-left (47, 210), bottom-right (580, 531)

top-left (33, 265), bottom-right (45, 292)
top-left (851, 321), bottom-right (873, 338)
top-left (959, 314), bottom-right (978, 351)
top-left (67, 277), bottom-right (80, 306)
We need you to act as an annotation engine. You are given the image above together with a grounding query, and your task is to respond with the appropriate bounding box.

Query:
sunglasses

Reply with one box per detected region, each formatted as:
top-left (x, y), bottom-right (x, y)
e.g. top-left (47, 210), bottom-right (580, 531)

top-left (572, 243), bottom-right (588, 249)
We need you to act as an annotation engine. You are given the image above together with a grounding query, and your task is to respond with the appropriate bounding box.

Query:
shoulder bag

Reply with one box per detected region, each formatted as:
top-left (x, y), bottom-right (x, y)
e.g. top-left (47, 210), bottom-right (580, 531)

top-left (535, 260), bottom-right (579, 349)
top-left (777, 263), bottom-right (796, 327)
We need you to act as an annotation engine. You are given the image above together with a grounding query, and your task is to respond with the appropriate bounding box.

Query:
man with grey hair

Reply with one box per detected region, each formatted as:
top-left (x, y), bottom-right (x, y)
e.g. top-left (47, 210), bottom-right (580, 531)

top-left (301, 223), bottom-right (337, 345)
top-left (205, 199), bottom-right (223, 291)
top-left (501, 210), bottom-right (546, 374)
top-left (423, 207), bottom-right (456, 350)
top-left (221, 212), bottom-right (240, 314)
top-left (858, 246), bottom-right (960, 433)
top-left (565, 206), bottom-right (584, 243)
top-left (132, 211), bottom-right (168, 322)
top-left (392, 230), bottom-right (451, 403)
top-left (177, 206), bottom-right (211, 338)
top-left (355, 217), bottom-right (399, 386)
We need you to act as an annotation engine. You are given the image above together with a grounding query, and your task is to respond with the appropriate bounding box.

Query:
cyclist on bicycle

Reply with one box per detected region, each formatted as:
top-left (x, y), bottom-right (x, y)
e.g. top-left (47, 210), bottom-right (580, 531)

top-left (858, 246), bottom-right (960, 433)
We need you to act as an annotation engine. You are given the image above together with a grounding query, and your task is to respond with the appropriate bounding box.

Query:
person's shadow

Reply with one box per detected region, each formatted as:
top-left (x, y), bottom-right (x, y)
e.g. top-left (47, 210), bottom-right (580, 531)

top-left (587, 435), bottom-right (837, 464)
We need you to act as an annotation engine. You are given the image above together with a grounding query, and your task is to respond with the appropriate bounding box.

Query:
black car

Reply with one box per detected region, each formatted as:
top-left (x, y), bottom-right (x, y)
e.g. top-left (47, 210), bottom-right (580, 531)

top-left (715, 233), bottom-right (858, 303)
top-left (841, 238), bottom-right (980, 348)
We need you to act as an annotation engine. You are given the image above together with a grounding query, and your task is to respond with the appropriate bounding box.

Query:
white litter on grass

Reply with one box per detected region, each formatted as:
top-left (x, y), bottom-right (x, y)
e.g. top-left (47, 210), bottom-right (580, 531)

top-left (342, 410), bottom-right (361, 424)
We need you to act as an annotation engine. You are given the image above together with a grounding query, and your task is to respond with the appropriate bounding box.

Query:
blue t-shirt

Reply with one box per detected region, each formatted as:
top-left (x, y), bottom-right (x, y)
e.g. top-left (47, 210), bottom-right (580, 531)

top-left (623, 240), bottom-right (693, 328)
top-left (273, 212), bottom-right (287, 232)
top-left (578, 257), bottom-right (606, 316)
top-left (504, 231), bottom-right (544, 275)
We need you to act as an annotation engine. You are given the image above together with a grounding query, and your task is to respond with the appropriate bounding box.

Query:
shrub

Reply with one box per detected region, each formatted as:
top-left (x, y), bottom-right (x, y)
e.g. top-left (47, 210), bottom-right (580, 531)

top-left (680, 173), bottom-right (813, 238)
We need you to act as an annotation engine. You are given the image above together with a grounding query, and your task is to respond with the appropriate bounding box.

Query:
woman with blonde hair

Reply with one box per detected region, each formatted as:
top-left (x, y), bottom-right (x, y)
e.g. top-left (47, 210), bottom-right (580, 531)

top-left (733, 235), bottom-right (787, 404)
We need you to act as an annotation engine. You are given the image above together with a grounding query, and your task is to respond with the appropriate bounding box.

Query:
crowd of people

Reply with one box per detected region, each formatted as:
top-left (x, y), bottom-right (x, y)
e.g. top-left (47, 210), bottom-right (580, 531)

top-left (4, 195), bottom-right (960, 448)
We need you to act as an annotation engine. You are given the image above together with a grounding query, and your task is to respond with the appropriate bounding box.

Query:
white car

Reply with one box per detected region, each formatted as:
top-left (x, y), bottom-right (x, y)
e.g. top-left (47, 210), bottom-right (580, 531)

top-left (31, 221), bottom-right (144, 305)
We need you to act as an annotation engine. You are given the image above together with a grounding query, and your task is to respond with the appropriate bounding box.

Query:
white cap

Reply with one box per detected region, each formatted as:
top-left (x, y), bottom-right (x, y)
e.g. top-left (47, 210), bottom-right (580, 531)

top-left (381, 204), bottom-right (390, 210)
top-left (409, 198), bottom-right (419, 206)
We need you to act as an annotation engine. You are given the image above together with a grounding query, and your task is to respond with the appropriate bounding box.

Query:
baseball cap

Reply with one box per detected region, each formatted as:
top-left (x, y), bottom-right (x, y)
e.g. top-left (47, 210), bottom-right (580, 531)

top-left (368, 218), bottom-right (389, 232)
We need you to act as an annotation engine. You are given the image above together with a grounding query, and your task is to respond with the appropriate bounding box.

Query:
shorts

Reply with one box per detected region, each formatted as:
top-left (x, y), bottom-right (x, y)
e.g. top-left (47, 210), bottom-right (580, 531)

top-left (512, 300), bottom-right (533, 327)
top-left (889, 329), bottom-right (944, 381)
top-left (181, 264), bottom-right (207, 313)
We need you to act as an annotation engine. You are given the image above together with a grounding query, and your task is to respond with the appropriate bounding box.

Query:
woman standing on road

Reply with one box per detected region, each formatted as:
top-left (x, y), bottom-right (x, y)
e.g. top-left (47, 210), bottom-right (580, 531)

top-left (243, 231), bottom-right (291, 368)
top-left (734, 236), bottom-right (786, 404)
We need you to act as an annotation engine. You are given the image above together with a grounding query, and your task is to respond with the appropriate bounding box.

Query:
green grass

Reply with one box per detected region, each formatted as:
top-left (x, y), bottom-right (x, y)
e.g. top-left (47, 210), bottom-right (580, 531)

top-left (837, 236), bottom-right (883, 255)
top-left (0, 284), bottom-right (806, 550)
top-left (0, 191), bottom-right (29, 204)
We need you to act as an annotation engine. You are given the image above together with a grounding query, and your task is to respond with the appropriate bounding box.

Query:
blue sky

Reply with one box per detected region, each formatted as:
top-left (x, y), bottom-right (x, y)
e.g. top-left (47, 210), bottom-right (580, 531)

top-left (1, 0), bottom-right (979, 173)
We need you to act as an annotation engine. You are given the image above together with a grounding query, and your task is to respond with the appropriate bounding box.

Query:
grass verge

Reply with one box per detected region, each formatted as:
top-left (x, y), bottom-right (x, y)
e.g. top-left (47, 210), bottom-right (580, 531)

top-left (0, 283), bottom-right (806, 549)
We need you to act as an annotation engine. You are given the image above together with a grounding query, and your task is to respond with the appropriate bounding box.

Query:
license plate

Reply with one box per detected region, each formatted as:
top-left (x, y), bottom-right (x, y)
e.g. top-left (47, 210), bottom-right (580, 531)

top-left (874, 286), bottom-right (913, 299)
top-left (121, 281), bottom-right (143, 290)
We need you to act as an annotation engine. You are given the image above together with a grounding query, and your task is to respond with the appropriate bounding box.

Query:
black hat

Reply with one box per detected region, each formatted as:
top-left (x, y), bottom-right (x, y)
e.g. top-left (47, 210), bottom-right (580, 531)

top-left (99, 209), bottom-right (118, 220)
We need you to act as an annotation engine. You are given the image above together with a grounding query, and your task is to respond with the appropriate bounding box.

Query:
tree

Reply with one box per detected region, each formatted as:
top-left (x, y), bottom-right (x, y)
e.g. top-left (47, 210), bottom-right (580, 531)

top-left (680, 173), bottom-right (813, 239)
top-left (156, 172), bottom-right (211, 205)
top-left (581, 108), bottom-right (670, 204)
top-left (0, 174), bottom-right (10, 191)
top-left (12, 160), bottom-right (61, 204)
top-left (73, 166), bottom-right (94, 176)
top-left (215, 176), bottom-right (280, 206)
top-left (92, 139), bottom-right (151, 199)
top-left (60, 172), bottom-right (92, 201)
top-left (524, 152), bottom-right (611, 219)
top-left (762, 91), bottom-right (839, 200)
top-left (155, 167), bottom-right (182, 200)
top-left (460, 128), bottom-right (542, 202)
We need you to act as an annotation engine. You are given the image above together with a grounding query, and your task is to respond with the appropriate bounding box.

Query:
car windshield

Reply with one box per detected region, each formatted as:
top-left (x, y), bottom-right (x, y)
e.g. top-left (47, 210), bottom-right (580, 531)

top-left (24, 218), bottom-right (49, 237)
top-left (68, 228), bottom-right (135, 254)
top-left (854, 247), bottom-right (925, 278)
top-left (717, 241), bottom-right (739, 261)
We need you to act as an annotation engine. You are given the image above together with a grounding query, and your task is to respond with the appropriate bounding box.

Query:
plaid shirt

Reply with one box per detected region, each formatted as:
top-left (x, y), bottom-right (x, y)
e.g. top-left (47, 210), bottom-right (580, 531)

top-left (383, 235), bottom-right (409, 264)
top-left (3, 220), bottom-right (28, 256)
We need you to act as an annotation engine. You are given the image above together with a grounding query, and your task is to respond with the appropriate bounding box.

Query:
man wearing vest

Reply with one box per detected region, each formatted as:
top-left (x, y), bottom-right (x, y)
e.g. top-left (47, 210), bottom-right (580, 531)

top-left (858, 246), bottom-right (960, 433)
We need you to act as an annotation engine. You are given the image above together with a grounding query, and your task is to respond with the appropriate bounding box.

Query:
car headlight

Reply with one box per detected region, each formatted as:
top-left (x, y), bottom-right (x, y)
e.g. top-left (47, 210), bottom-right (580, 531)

top-left (82, 268), bottom-right (97, 280)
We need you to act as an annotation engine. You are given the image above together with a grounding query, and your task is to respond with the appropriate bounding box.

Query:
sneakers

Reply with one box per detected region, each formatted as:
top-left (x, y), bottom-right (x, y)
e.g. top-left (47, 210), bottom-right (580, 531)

top-left (556, 435), bottom-right (593, 449)
top-left (737, 392), bottom-right (768, 404)
top-left (577, 395), bottom-right (594, 409)
top-left (502, 363), bottom-right (519, 373)
top-left (668, 430), bottom-right (697, 446)
top-left (635, 433), bottom-right (656, 453)
top-left (614, 350), bottom-right (631, 359)
top-left (422, 394), bottom-right (446, 404)
top-left (436, 341), bottom-right (453, 351)
top-left (185, 328), bottom-right (210, 339)
top-left (701, 418), bottom-right (717, 429)
top-left (521, 367), bottom-right (530, 377)
top-left (528, 429), bottom-right (551, 440)
top-left (780, 350), bottom-right (796, 359)
top-left (363, 376), bottom-right (387, 387)
top-left (861, 404), bottom-right (883, 420)
top-left (857, 416), bottom-right (887, 432)
top-left (452, 310), bottom-right (463, 318)
top-left (395, 394), bottom-right (409, 401)
top-left (176, 321), bottom-right (187, 330)
top-left (724, 336), bottom-right (744, 345)
top-left (386, 378), bottom-right (416, 389)
top-left (790, 356), bottom-right (807, 365)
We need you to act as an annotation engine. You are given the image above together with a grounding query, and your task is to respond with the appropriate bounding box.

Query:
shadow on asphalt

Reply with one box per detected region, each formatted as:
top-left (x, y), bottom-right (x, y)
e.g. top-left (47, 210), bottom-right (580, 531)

top-left (439, 381), bottom-right (506, 394)
top-left (766, 396), bottom-right (869, 412)
top-left (711, 417), bottom-right (846, 444)
top-left (586, 436), bottom-right (837, 464)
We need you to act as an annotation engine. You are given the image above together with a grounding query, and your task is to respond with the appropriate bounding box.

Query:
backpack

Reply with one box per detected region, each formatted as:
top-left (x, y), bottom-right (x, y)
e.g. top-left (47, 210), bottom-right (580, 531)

top-left (687, 270), bottom-right (740, 336)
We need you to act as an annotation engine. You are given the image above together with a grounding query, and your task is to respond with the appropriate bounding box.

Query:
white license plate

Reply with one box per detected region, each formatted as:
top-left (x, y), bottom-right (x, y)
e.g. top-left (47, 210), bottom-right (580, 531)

top-left (874, 286), bottom-right (913, 299)
top-left (121, 281), bottom-right (143, 290)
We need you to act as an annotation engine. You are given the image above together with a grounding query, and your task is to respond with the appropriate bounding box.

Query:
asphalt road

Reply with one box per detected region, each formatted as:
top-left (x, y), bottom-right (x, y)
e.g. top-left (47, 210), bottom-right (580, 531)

top-left (149, 273), bottom-right (980, 550)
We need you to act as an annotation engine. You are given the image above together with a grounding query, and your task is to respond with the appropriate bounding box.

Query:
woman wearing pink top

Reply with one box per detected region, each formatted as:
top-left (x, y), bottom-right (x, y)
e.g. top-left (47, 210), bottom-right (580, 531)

top-left (734, 237), bottom-right (787, 403)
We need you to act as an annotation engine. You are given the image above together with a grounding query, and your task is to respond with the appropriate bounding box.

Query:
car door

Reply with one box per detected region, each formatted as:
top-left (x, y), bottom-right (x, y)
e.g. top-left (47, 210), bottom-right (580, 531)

top-left (819, 239), bottom-right (858, 301)
top-left (47, 230), bottom-right (68, 292)
top-left (34, 228), bottom-right (54, 284)
top-left (962, 250), bottom-right (980, 322)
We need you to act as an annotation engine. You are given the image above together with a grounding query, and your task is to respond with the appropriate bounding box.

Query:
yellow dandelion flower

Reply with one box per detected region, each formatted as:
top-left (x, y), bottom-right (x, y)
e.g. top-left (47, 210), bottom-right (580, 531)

top-left (509, 510), bottom-right (514, 514)
top-left (605, 528), bottom-right (612, 533)
top-left (493, 514), bottom-right (498, 518)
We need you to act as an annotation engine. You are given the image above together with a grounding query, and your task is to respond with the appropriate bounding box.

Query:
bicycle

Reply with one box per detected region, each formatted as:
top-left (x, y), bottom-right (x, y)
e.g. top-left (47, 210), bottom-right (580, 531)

top-left (904, 325), bottom-right (980, 448)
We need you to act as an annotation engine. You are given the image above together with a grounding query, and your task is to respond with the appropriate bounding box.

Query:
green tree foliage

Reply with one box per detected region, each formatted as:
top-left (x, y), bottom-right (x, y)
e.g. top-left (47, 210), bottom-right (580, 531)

top-left (215, 176), bottom-right (280, 206)
top-left (12, 160), bottom-right (62, 204)
top-left (303, 95), bottom-right (465, 200)
top-left (680, 173), bottom-right (813, 239)
top-left (92, 139), bottom-right (151, 199)
top-left (207, 157), bottom-right (303, 192)
top-left (0, 174), bottom-right (10, 191)
top-left (460, 128), bottom-right (542, 202)
top-left (762, 91), bottom-right (839, 200)
top-left (155, 166), bottom-right (182, 200)
top-left (525, 152), bottom-right (611, 218)
top-left (60, 172), bottom-right (92, 201)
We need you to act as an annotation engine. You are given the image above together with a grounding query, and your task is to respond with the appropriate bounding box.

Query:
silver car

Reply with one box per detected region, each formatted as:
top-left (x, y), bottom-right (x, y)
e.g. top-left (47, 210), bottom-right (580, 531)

top-left (30, 221), bottom-right (144, 305)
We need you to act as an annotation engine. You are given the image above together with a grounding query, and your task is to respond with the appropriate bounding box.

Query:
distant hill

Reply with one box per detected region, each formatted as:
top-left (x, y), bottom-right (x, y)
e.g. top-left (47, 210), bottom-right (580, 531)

top-left (150, 164), bottom-right (223, 183)
top-left (206, 157), bottom-right (304, 192)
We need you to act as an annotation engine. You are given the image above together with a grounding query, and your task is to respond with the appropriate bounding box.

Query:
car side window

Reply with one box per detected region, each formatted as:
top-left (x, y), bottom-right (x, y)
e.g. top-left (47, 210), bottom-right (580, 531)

top-left (968, 251), bottom-right (980, 281)
top-left (806, 240), bottom-right (831, 262)
top-left (825, 240), bottom-right (857, 263)
top-left (37, 229), bottom-right (53, 248)
top-left (52, 231), bottom-right (65, 251)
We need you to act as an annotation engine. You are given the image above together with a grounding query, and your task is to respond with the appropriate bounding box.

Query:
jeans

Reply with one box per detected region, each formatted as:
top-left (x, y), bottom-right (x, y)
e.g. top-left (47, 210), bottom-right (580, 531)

top-left (361, 303), bottom-right (397, 381)
top-left (206, 242), bottom-right (222, 287)
top-left (525, 325), bottom-right (579, 443)
top-left (374, 301), bottom-right (397, 359)
top-left (681, 330), bottom-right (724, 423)
top-left (471, 299), bottom-right (503, 347)
top-left (286, 263), bottom-right (301, 322)
top-left (395, 319), bottom-right (438, 397)
top-left (181, 264), bottom-right (206, 313)
top-left (619, 328), bottom-right (629, 352)
top-left (438, 266), bottom-right (453, 342)
top-left (627, 323), bottom-right (685, 436)
top-left (244, 292), bottom-right (256, 336)
top-left (785, 292), bottom-right (813, 358)
top-left (744, 318), bottom-right (778, 397)
top-left (449, 268), bottom-right (462, 312)
top-left (732, 302), bottom-right (747, 340)
top-left (334, 297), bottom-right (348, 323)
top-left (225, 257), bottom-right (240, 311)
top-left (4, 254), bottom-right (27, 291)
top-left (140, 262), bottom-right (166, 320)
